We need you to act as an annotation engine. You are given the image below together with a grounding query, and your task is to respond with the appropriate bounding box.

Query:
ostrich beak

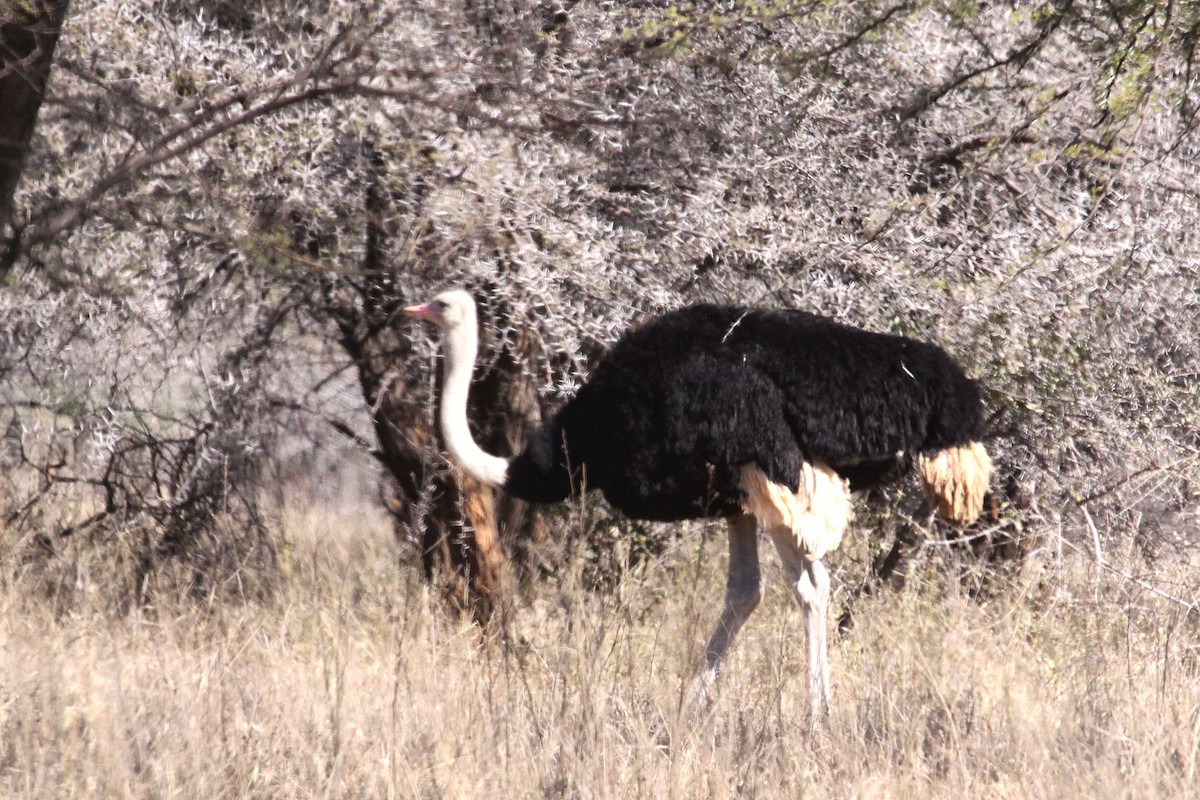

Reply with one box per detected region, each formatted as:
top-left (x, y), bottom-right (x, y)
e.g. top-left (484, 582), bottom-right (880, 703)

top-left (403, 302), bottom-right (438, 322)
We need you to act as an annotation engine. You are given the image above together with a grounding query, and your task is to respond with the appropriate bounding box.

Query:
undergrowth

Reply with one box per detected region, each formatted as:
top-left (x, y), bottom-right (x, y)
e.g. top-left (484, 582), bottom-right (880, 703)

top-left (1, 494), bottom-right (1197, 799)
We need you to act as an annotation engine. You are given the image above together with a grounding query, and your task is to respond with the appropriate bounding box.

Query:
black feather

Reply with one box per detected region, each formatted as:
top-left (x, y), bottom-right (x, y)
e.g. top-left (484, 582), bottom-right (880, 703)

top-left (502, 304), bottom-right (985, 520)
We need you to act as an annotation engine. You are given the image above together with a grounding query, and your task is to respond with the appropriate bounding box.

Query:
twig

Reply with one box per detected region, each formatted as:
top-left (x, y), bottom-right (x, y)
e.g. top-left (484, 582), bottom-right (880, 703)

top-left (1081, 504), bottom-right (1104, 603)
top-left (1073, 460), bottom-right (1185, 508)
top-left (1065, 522), bottom-right (1195, 618)
top-left (921, 523), bottom-right (1009, 547)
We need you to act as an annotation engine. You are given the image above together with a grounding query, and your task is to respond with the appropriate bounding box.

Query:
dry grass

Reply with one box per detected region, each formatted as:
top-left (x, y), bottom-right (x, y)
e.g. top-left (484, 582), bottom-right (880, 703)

top-left (3, 496), bottom-right (1199, 799)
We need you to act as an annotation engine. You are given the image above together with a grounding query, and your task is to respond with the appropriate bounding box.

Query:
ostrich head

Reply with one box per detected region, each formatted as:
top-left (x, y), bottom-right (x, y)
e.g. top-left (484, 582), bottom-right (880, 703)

top-left (403, 289), bottom-right (475, 332)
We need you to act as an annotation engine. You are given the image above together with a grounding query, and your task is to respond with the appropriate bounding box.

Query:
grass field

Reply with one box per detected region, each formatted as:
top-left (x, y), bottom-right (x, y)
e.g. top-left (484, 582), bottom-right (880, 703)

top-left (2, 495), bottom-right (1198, 799)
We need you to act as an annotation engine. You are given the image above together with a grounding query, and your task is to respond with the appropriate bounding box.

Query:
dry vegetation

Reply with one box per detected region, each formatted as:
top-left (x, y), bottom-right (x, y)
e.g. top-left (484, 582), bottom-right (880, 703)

top-left (3, 491), bottom-right (1199, 799)
top-left (2, 1), bottom-right (1200, 797)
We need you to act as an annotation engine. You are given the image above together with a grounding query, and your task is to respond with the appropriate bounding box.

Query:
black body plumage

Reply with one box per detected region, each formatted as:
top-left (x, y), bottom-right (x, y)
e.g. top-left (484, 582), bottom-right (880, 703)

top-left (502, 304), bottom-right (986, 521)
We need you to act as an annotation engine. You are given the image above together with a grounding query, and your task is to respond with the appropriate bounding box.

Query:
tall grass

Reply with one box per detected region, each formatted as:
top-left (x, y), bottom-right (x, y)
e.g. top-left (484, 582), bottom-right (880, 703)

top-left (2, 495), bottom-right (1198, 799)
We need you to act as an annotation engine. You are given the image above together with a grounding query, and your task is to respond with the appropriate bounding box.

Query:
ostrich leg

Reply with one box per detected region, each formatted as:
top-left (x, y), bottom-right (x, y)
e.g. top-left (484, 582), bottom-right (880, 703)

top-left (769, 529), bottom-right (833, 720)
top-left (695, 514), bottom-right (763, 701)
top-left (796, 559), bottom-right (832, 717)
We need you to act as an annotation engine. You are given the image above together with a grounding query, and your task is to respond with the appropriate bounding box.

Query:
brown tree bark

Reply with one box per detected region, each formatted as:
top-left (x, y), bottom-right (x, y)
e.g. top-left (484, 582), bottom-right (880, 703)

top-left (457, 472), bottom-right (506, 619)
top-left (1, 1), bottom-right (71, 280)
top-left (468, 296), bottom-right (548, 581)
top-left (328, 148), bottom-right (542, 626)
top-left (337, 300), bottom-right (541, 626)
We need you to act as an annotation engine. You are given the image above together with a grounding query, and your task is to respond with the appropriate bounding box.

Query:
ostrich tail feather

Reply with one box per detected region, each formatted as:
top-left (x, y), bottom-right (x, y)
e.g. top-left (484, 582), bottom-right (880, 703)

top-left (918, 442), bottom-right (992, 526)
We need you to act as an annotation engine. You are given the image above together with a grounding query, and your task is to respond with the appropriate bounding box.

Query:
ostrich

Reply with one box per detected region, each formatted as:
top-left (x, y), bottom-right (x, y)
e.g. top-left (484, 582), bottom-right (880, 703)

top-left (405, 289), bottom-right (992, 716)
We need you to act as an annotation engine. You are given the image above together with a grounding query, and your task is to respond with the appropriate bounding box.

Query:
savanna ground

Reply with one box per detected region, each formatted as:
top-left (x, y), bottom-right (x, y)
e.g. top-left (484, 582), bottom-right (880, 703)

top-left (3, 487), bottom-right (1198, 799)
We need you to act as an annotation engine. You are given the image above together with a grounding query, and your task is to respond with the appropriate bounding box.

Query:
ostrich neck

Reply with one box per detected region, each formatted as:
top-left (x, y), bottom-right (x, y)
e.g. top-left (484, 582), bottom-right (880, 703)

top-left (440, 320), bottom-right (511, 488)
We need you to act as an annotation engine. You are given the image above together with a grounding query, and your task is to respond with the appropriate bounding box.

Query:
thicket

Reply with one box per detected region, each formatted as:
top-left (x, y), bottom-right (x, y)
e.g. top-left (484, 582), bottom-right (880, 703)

top-left (1, 0), bottom-right (1197, 611)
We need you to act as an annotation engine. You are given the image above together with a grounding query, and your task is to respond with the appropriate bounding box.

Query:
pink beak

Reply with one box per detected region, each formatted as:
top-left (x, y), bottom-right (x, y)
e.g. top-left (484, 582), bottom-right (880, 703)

top-left (403, 302), bottom-right (437, 321)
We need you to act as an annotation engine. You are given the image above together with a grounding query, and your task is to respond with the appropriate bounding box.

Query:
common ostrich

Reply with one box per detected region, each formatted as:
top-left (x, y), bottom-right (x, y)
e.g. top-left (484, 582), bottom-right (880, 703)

top-left (405, 289), bottom-right (992, 716)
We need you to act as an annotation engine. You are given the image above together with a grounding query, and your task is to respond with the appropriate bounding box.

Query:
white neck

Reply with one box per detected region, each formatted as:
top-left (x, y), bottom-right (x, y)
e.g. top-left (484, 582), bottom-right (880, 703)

top-left (440, 308), bottom-right (511, 488)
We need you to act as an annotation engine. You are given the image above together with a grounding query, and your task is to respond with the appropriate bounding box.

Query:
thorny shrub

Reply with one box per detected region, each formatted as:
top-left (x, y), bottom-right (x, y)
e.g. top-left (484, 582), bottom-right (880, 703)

top-left (1, 1), bottom-right (1197, 603)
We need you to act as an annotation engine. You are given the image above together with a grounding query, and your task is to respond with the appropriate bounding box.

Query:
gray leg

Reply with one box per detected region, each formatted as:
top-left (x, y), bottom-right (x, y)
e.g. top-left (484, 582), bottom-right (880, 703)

top-left (705, 514), bottom-right (763, 672)
top-left (694, 514), bottom-right (763, 701)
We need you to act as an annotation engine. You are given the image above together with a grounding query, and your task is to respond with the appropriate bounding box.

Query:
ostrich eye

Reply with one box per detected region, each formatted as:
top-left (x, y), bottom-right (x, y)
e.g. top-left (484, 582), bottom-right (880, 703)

top-left (429, 300), bottom-right (447, 312)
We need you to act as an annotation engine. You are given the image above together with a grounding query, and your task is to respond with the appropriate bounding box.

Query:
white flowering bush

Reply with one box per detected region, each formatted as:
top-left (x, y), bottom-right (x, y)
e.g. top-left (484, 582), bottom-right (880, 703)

top-left (2, 0), bottom-right (1197, 603)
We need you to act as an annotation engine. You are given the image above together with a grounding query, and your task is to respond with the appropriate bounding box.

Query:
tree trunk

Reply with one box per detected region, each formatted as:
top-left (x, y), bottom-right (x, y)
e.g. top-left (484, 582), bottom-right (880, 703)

top-left (328, 147), bottom-right (541, 626)
top-left (335, 313), bottom-right (507, 622)
top-left (342, 321), bottom-right (536, 627)
top-left (457, 472), bottom-right (507, 621)
top-left (1, 1), bottom-right (71, 280)
top-left (468, 295), bottom-right (548, 577)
